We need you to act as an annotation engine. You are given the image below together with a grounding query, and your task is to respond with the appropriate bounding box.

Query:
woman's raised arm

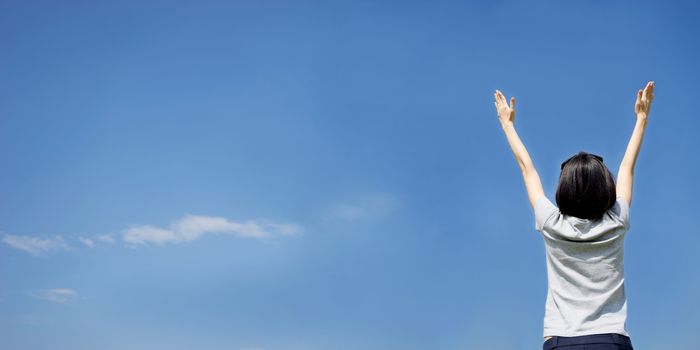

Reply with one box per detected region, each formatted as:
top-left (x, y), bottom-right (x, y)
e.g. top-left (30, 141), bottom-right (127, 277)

top-left (617, 81), bottom-right (654, 207)
top-left (494, 90), bottom-right (545, 210)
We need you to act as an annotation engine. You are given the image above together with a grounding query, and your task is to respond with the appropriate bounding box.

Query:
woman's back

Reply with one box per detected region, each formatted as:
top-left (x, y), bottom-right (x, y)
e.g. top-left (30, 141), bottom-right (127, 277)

top-left (535, 195), bottom-right (631, 338)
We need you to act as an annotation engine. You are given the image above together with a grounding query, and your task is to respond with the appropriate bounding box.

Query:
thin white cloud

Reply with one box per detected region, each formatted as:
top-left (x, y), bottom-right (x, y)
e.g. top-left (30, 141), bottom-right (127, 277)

top-left (123, 225), bottom-right (179, 246)
top-left (78, 237), bottom-right (95, 247)
top-left (264, 222), bottom-right (303, 236)
top-left (34, 288), bottom-right (76, 304)
top-left (1, 234), bottom-right (67, 255)
top-left (96, 234), bottom-right (115, 244)
top-left (328, 193), bottom-right (401, 221)
top-left (123, 214), bottom-right (302, 246)
top-left (1, 215), bottom-right (302, 254)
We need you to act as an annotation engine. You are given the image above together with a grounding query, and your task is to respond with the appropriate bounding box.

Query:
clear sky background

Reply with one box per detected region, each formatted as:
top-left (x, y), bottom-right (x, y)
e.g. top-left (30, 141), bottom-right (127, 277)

top-left (1, 1), bottom-right (698, 349)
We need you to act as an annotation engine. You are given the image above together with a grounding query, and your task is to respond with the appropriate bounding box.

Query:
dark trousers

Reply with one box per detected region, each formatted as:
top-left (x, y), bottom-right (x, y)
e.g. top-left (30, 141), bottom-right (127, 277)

top-left (543, 333), bottom-right (634, 350)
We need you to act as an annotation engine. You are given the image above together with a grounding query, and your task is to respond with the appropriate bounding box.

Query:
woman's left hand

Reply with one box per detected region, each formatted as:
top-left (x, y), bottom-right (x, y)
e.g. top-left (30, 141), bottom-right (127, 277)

top-left (494, 90), bottom-right (515, 125)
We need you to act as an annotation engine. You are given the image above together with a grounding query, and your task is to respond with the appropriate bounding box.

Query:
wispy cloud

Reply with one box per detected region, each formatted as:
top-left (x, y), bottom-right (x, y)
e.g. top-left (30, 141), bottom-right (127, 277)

top-left (327, 193), bottom-right (401, 221)
top-left (1, 234), bottom-right (67, 255)
top-left (96, 234), bottom-right (115, 244)
top-left (123, 225), bottom-right (179, 246)
top-left (34, 288), bottom-right (77, 304)
top-left (78, 237), bottom-right (95, 247)
top-left (123, 214), bottom-right (302, 246)
top-left (1, 214), bottom-right (302, 254)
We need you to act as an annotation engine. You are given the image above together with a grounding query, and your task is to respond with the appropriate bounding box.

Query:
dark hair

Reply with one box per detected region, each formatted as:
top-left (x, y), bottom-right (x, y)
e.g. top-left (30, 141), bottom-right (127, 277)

top-left (555, 151), bottom-right (616, 220)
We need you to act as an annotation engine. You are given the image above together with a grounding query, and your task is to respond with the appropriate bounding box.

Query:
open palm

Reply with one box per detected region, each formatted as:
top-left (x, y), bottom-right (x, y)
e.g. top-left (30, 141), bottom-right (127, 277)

top-left (635, 81), bottom-right (654, 118)
top-left (494, 90), bottom-right (515, 125)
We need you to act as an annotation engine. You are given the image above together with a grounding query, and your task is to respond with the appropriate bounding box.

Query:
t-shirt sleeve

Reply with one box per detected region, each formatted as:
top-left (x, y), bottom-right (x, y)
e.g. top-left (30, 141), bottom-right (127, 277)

top-left (534, 195), bottom-right (559, 233)
top-left (612, 196), bottom-right (631, 230)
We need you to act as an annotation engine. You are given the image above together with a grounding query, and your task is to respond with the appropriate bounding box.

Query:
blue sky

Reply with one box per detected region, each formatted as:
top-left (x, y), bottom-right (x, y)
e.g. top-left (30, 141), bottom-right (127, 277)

top-left (1, 1), bottom-right (698, 349)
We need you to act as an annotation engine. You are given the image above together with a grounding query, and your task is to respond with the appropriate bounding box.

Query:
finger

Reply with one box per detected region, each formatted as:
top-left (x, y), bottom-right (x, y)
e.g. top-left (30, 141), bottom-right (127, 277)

top-left (645, 82), bottom-right (654, 102)
top-left (637, 89), bottom-right (642, 101)
top-left (510, 97), bottom-right (515, 110)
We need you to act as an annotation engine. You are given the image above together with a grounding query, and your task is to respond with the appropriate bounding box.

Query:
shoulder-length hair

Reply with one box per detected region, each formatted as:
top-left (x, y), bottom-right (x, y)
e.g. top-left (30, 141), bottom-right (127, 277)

top-left (555, 151), bottom-right (617, 220)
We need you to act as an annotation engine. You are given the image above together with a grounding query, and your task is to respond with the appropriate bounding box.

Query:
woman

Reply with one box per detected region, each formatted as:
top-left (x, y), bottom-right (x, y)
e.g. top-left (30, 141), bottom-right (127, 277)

top-left (494, 81), bottom-right (654, 350)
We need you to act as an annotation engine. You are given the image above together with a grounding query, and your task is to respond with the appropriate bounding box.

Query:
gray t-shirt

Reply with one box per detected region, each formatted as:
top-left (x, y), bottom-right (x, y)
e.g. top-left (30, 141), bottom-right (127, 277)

top-left (534, 195), bottom-right (631, 338)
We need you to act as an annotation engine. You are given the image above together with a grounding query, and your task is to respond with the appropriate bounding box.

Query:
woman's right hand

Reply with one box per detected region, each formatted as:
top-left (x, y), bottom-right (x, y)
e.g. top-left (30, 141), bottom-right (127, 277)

top-left (635, 81), bottom-right (654, 119)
